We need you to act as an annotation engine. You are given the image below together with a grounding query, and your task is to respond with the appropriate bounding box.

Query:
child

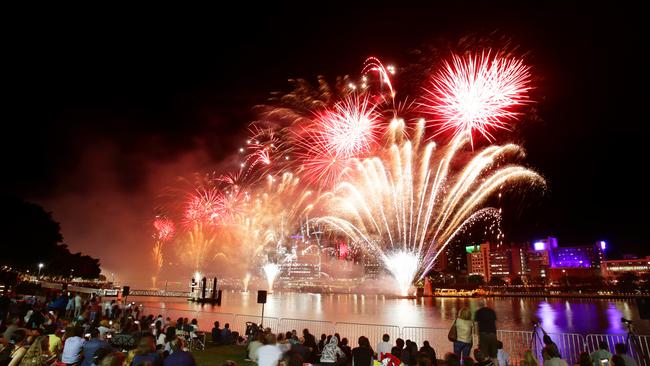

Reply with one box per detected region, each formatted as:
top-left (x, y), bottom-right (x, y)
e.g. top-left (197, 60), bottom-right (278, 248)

top-left (496, 341), bottom-right (509, 366)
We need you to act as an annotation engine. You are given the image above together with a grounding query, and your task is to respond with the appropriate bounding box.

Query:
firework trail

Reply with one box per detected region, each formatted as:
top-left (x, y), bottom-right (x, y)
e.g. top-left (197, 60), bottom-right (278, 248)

top-left (316, 124), bottom-right (544, 295)
top-left (421, 51), bottom-right (531, 146)
top-left (179, 223), bottom-right (218, 274)
top-left (151, 217), bottom-right (175, 289)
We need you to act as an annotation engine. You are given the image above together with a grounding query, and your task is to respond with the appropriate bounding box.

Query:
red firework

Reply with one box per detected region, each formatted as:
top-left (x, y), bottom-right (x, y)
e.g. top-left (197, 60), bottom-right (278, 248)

top-left (183, 188), bottom-right (225, 226)
top-left (153, 217), bottom-right (175, 242)
top-left (296, 135), bottom-right (350, 188)
top-left (422, 51), bottom-right (532, 146)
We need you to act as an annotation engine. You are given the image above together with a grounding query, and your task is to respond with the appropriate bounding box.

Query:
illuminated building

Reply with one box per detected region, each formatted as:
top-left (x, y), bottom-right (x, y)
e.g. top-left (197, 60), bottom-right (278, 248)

top-left (466, 243), bottom-right (521, 283)
top-left (467, 243), bottom-right (490, 279)
top-left (530, 237), bottom-right (605, 282)
top-left (601, 256), bottom-right (650, 279)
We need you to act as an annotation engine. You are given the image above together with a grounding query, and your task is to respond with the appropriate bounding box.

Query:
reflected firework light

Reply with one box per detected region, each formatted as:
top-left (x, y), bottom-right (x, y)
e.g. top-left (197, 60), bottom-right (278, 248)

top-left (421, 51), bottom-right (532, 146)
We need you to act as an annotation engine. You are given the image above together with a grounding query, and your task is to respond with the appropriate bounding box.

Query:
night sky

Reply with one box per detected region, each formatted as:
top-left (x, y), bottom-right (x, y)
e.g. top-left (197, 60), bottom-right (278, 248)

top-left (3, 4), bottom-right (645, 284)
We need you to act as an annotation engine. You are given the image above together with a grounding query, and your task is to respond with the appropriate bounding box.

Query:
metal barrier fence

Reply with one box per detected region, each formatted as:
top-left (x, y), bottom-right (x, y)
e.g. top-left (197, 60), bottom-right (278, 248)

top-left (279, 318), bottom-right (337, 338)
top-left (335, 322), bottom-right (401, 349)
top-left (141, 306), bottom-right (649, 365)
top-left (401, 327), bottom-right (449, 356)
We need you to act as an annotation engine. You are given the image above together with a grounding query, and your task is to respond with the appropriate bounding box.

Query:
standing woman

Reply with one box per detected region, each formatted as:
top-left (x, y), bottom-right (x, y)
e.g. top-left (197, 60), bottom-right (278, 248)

top-left (454, 307), bottom-right (474, 359)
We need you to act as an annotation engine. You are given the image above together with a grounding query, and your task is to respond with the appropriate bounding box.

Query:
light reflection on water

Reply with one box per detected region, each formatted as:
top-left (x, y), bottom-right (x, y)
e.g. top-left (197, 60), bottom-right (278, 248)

top-left (137, 292), bottom-right (648, 334)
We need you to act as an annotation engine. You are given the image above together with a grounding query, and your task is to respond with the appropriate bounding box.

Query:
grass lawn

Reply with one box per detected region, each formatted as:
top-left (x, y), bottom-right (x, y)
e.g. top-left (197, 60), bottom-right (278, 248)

top-left (191, 345), bottom-right (256, 366)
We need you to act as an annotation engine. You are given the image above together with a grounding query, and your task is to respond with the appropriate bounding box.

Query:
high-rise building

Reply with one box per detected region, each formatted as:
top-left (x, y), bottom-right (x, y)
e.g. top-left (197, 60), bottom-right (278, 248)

top-left (467, 243), bottom-right (490, 279)
top-left (434, 244), bottom-right (468, 274)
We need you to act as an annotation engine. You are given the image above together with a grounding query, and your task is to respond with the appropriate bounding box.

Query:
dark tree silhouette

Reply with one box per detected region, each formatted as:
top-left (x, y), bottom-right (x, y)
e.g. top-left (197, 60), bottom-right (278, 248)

top-left (0, 195), bottom-right (101, 278)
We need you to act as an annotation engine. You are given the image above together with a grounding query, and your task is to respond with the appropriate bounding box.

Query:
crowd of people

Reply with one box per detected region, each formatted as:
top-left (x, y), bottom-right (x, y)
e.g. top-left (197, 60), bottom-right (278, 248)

top-left (239, 325), bottom-right (437, 366)
top-left (0, 291), bottom-right (643, 366)
top-left (0, 291), bottom-right (199, 366)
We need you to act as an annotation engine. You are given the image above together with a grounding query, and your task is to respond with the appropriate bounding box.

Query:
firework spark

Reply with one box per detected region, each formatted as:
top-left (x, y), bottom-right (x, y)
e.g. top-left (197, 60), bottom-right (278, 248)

top-left (316, 127), bottom-right (544, 295)
top-left (184, 188), bottom-right (224, 226)
top-left (263, 263), bottom-right (280, 292)
top-left (153, 217), bottom-right (175, 242)
top-left (316, 94), bottom-right (381, 158)
top-left (422, 51), bottom-right (532, 146)
top-left (362, 57), bottom-right (396, 98)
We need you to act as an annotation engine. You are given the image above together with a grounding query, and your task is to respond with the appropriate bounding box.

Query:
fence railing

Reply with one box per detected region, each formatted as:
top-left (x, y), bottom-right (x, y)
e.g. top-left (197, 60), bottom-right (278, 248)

top-left (141, 305), bottom-right (649, 366)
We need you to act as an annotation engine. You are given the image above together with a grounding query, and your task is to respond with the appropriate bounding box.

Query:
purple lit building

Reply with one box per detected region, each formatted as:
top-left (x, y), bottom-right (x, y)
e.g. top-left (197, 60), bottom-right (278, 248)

top-left (531, 236), bottom-right (605, 282)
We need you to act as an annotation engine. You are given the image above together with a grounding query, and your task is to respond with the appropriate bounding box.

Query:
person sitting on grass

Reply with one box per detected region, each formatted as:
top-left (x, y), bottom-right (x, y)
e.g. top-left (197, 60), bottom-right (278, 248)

top-left (163, 338), bottom-right (196, 366)
top-left (247, 333), bottom-right (264, 363)
top-left (131, 334), bottom-right (163, 366)
top-left (257, 334), bottom-right (282, 366)
top-left (211, 321), bottom-right (221, 345)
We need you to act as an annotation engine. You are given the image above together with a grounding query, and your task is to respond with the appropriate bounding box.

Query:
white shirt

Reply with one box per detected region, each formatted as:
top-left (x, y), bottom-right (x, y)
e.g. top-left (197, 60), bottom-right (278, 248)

top-left (74, 295), bottom-right (82, 307)
top-left (248, 340), bottom-right (263, 362)
top-left (497, 349), bottom-right (510, 366)
top-left (98, 326), bottom-right (111, 340)
top-left (61, 336), bottom-right (86, 363)
top-left (257, 344), bottom-right (283, 366)
top-left (376, 341), bottom-right (392, 357)
top-left (157, 333), bottom-right (166, 347)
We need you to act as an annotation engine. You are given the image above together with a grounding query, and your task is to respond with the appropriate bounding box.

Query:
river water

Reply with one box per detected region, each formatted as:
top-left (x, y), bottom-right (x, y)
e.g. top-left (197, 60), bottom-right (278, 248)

top-left (135, 291), bottom-right (649, 335)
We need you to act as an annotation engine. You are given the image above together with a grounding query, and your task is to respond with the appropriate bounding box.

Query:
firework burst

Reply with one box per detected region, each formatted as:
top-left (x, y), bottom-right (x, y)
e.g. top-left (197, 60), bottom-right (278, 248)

top-left (316, 126), bottom-right (544, 295)
top-left (316, 94), bottom-right (381, 158)
top-left (421, 51), bottom-right (532, 146)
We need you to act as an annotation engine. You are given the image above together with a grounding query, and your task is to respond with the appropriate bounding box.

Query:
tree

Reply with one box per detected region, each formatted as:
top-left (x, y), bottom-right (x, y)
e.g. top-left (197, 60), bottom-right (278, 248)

top-left (0, 196), bottom-right (62, 269)
top-left (468, 274), bottom-right (485, 287)
top-left (511, 277), bottom-right (525, 286)
top-left (0, 196), bottom-right (101, 279)
top-left (618, 272), bottom-right (640, 292)
top-left (489, 277), bottom-right (507, 287)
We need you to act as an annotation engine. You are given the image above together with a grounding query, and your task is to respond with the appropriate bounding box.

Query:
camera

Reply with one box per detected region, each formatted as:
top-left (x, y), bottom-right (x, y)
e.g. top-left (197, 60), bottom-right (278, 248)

top-left (531, 320), bottom-right (539, 327)
top-left (621, 317), bottom-right (633, 325)
top-left (245, 322), bottom-right (259, 336)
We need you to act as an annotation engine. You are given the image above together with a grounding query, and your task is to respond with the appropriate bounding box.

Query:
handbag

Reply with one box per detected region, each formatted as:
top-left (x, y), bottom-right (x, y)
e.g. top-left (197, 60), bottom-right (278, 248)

top-left (448, 319), bottom-right (458, 342)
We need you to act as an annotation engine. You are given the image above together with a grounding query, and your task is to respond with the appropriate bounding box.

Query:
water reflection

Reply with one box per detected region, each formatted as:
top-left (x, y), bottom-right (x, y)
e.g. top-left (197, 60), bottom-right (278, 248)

top-left (138, 293), bottom-right (648, 334)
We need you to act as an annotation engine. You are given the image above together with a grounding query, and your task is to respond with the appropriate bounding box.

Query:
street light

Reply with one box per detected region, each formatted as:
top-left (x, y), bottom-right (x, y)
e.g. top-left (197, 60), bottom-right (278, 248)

top-left (38, 263), bottom-right (44, 278)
